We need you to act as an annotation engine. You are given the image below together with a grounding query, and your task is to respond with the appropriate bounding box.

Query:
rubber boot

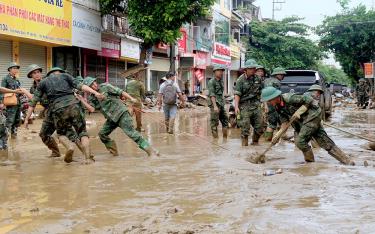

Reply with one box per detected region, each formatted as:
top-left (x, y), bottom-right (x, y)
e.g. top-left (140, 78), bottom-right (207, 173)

top-left (242, 136), bottom-right (248, 146)
top-left (80, 136), bottom-right (94, 164)
top-left (140, 140), bottom-right (159, 157)
top-left (168, 118), bottom-right (175, 134)
top-left (212, 127), bottom-right (219, 138)
top-left (0, 149), bottom-right (16, 166)
top-left (328, 146), bottom-right (355, 165)
top-left (264, 131), bottom-right (273, 142)
top-left (105, 141), bottom-right (119, 156)
top-left (47, 138), bottom-right (61, 158)
top-left (58, 136), bottom-right (75, 163)
top-left (303, 149), bottom-right (315, 163)
top-left (222, 128), bottom-right (228, 139)
top-left (165, 119), bottom-right (170, 133)
top-left (251, 132), bottom-right (261, 145)
top-left (76, 140), bottom-right (95, 159)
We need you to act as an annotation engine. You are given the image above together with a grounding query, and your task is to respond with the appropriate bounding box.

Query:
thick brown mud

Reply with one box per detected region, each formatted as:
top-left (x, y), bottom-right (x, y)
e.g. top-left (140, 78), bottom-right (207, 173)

top-left (0, 106), bottom-right (374, 233)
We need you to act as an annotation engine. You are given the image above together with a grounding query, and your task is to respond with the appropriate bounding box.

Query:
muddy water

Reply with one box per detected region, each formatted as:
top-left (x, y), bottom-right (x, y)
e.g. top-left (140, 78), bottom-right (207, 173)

top-left (0, 107), bottom-right (374, 233)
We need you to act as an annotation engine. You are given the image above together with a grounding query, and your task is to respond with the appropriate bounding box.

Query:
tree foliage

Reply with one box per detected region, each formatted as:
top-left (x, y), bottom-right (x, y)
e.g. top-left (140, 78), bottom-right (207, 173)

top-left (247, 17), bottom-right (322, 71)
top-left (317, 5), bottom-right (375, 81)
top-left (99, 0), bottom-right (215, 47)
top-left (316, 63), bottom-right (353, 86)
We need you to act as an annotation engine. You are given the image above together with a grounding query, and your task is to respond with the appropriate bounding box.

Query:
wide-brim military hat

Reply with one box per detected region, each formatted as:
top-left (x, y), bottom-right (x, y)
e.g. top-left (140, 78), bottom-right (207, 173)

top-left (8, 62), bottom-right (20, 71)
top-left (261, 86), bottom-right (282, 102)
top-left (121, 65), bottom-right (147, 79)
top-left (83, 76), bottom-right (97, 87)
top-left (213, 65), bottom-right (226, 72)
top-left (27, 64), bottom-right (43, 78)
top-left (271, 67), bottom-right (287, 76)
top-left (47, 67), bottom-right (65, 76)
top-left (308, 84), bottom-right (323, 93)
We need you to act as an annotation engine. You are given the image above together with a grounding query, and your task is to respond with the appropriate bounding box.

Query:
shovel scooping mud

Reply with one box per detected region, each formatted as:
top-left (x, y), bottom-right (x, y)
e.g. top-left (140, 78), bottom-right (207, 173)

top-left (247, 116), bottom-right (298, 164)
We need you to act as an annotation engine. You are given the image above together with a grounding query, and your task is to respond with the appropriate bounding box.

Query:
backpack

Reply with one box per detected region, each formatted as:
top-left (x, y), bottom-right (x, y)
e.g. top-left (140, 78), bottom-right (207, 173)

top-left (163, 82), bottom-right (177, 105)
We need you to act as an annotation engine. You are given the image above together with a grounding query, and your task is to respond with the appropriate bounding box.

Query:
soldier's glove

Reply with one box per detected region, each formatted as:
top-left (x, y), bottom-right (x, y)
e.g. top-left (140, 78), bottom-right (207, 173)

top-left (292, 105), bottom-right (308, 119)
top-left (271, 123), bottom-right (289, 144)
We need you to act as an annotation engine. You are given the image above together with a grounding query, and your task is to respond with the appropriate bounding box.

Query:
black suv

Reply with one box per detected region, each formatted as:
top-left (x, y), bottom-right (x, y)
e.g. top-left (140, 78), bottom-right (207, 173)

top-left (280, 70), bottom-right (333, 118)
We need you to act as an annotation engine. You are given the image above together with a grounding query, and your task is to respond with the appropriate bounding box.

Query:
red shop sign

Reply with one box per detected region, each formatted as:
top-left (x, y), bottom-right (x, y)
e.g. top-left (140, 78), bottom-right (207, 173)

top-left (178, 29), bottom-right (187, 53)
top-left (98, 38), bottom-right (120, 58)
top-left (195, 51), bottom-right (209, 69)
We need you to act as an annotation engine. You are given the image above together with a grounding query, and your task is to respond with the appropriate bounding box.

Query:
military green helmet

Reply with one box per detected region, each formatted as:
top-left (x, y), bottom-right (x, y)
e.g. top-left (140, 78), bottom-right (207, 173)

top-left (243, 59), bottom-right (258, 69)
top-left (308, 84), bottom-right (323, 93)
top-left (46, 67), bottom-right (65, 76)
top-left (27, 64), bottom-right (42, 78)
top-left (7, 62), bottom-right (20, 71)
top-left (256, 65), bottom-right (265, 70)
top-left (83, 76), bottom-right (96, 87)
top-left (261, 86), bottom-right (282, 102)
top-left (213, 65), bottom-right (226, 72)
top-left (271, 67), bottom-right (287, 76)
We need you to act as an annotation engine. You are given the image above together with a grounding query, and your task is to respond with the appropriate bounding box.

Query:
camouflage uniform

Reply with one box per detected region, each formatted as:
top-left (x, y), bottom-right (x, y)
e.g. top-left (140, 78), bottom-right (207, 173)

top-left (278, 93), bottom-right (334, 153)
top-left (356, 80), bottom-right (369, 108)
top-left (235, 73), bottom-right (264, 141)
top-left (208, 77), bottom-right (228, 136)
top-left (30, 73), bottom-right (87, 139)
top-left (125, 79), bottom-right (145, 131)
top-left (88, 83), bottom-right (150, 151)
top-left (264, 77), bottom-right (282, 131)
top-left (1, 74), bottom-right (21, 136)
top-left (0, 104), bottom-right (8, 150)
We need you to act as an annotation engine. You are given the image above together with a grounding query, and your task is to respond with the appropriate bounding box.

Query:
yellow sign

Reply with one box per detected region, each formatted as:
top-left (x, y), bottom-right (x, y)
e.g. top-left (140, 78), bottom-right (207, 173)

top-left (0, 0), bottom-right (72, 45)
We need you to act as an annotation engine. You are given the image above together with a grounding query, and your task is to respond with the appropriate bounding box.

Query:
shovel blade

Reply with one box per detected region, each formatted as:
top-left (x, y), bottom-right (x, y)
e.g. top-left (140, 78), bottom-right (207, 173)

top-left (246, 152), bottom-right (266, 164)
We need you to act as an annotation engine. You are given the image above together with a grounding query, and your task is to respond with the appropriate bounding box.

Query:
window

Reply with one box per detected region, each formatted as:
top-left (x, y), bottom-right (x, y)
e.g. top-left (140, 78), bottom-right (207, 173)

top-left (224, 0), bottom-right (231, 10)
top-left (214, 11), bottom-right (230, 45)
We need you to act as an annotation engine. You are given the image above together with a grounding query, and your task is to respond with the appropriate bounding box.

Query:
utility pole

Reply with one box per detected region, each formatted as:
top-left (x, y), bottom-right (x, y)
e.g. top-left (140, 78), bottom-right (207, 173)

top-left (272, 0), bottom-right (286, 20)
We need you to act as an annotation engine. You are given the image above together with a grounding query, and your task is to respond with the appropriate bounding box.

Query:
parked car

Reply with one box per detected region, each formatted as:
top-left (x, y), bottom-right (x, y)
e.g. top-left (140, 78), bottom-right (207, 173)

top-left (280, 70), bottom-right (333, 119)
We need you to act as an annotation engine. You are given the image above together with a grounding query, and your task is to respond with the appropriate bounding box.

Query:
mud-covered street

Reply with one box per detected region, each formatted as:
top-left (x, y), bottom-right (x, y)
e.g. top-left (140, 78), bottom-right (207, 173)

top-left (0, 107), bottom-right (374, 234)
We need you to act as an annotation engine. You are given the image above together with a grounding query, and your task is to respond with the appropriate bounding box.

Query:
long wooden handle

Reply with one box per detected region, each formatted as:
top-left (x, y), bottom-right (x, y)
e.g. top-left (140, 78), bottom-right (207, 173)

top-left (323, 122), bottom-right (375, 143)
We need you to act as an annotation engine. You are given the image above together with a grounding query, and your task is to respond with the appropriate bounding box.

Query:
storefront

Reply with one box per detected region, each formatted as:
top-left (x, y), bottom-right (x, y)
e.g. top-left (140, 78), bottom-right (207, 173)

top-left (147, 44), bottom-right (170, 92)
top-left (121, 37), bottom-right (142, 87)
top-left (0, 0), bottom-right (72, 88)
top-left (0, 40), bottom-right (12, 79)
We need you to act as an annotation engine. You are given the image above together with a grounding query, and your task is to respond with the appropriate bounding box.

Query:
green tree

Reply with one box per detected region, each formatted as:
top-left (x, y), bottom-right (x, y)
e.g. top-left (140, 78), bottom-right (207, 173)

top-left (317, 5), bottom-right (375, 81)
top-left (99, 0), bottom-right (215, 66)
top-left (247, 17), bottom-right (322, 71)
top-left (316, 63), bottom-right (353, 86)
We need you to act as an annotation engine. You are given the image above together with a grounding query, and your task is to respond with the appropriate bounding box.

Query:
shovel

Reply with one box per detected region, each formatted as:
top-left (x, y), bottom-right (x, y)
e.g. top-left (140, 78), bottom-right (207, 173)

top-left (247, 115), bottom-right (298, 164)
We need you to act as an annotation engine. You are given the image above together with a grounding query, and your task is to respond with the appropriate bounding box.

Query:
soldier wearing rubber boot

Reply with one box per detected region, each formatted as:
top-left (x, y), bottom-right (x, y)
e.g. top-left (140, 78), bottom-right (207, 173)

top-left (263, 67), bottom-right (287, 142)
top-left (1, 62), bottom-right (22, 139)
top-left (27, 68), bottom-right (103, 164)
top-left (208, 65), bottom-right (229, 139)
top-left (83, 77), bottom-right (159, 157)
top-left (124, 65), bottom-right (146, 132)
top-left (234, 59), bottom-right (264, 146)
top-left (261, 86), bottom-right (355, 165)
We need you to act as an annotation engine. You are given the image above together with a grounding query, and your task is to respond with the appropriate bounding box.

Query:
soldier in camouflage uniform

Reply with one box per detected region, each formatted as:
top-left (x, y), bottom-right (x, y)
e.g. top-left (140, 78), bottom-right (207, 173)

top-left (83, 77), bottom-right (159, 157)
top-left (356, 78), bottom-right (370, 109)
top-left (27, 69), bottom-right (104, 164)
top-left (125, 66), bottom-right (146, 132)
top-left (208, 65), bottom-right (228, 138)
top-left (261, 86), bottom-right (355, 165)
top-left (1, 62), bottom-right (22, 139)
top-left (263, 67), bottom-right (287, 141)
top-left (24, 67), bottom-right (91, 159)
top-left (255, 65), bottom-right (267, 81)
top-left (235, 59), bottom-right (264, 146)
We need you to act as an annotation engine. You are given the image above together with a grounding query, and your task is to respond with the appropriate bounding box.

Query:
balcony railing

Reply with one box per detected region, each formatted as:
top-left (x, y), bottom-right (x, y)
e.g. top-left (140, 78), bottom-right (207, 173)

top-left (102, 14), bottom-right (135, 36)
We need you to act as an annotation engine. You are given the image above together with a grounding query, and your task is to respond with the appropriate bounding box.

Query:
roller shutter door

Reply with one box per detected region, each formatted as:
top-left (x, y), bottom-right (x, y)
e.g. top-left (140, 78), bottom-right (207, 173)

top-left (108, 59), bottom-right (125, 89)
top-left (19, 43), bottom-right (46, 89)
top-left (0, 40), bottom-right (12, 80)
